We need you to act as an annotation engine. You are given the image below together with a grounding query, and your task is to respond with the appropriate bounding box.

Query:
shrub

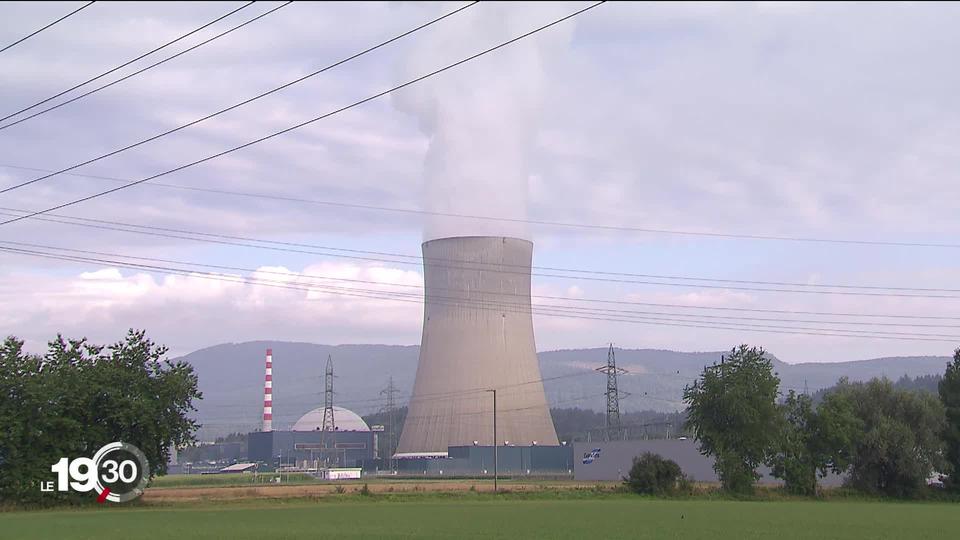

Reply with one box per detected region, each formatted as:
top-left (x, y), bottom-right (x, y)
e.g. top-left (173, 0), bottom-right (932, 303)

top-left (624, 452), bottom-right (685, 495)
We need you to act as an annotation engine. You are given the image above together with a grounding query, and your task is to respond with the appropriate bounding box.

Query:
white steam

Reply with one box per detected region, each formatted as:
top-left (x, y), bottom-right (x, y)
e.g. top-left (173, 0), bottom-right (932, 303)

top-left (393, 3), bottom-right (576, 241)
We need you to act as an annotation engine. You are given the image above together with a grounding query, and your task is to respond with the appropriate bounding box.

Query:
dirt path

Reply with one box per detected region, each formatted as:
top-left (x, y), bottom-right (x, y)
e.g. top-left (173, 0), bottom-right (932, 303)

top-left (143, 480), bottom-right (606, 502)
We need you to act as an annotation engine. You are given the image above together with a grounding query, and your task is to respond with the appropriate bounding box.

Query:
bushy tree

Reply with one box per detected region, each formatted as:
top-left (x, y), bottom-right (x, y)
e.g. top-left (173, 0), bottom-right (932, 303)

top-left (822, 378), bottom-right (945, 497)
top-left (940, 348), bottom-right (960, 491)
top-left (684, 345), bottom-right (780, 494)
top-left (623, 452), bottom-right (686, 495)
top-left (0, 330), bottom-right (201, 505)
top-left (767, 391), bottom-right (820, 495)
top-left (767, 390), bottom-right (858, 495)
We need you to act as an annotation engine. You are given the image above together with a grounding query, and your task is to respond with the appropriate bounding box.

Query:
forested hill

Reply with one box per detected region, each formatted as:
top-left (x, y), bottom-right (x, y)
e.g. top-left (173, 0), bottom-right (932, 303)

top-left (177, 341), bottom-right (951, 439)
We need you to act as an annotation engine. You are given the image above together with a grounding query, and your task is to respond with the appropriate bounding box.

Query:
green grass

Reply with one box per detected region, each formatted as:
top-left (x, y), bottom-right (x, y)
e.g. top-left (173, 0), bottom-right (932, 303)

top-left (1, 495), bottom-right (958, 539)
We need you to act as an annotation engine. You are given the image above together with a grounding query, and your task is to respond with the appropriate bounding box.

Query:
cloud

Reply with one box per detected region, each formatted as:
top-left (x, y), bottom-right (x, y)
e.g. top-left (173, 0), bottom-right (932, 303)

top-left (0, 260), bottom-right (424, 356)
top-left (1, 2), bottom-right (958, 363)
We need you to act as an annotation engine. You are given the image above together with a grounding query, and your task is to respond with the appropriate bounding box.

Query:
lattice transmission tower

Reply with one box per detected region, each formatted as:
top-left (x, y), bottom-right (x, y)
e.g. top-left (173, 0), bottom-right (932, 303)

top-left (379, 376), bottom-right (401, 466)
top-left (320, 354), bottom-right (336, 465)
top-left (596, 344), bottom-right (628, 441)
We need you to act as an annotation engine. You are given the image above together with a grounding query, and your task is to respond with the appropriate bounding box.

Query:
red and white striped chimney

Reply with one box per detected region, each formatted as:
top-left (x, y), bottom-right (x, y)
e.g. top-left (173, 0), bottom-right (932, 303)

top-left (262, 348), bottom-right (273, 432)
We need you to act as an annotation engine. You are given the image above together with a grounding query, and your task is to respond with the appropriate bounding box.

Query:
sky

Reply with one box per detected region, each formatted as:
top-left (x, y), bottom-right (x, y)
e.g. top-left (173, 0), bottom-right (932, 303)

top-left (0, 1), bottom-right (958, 363)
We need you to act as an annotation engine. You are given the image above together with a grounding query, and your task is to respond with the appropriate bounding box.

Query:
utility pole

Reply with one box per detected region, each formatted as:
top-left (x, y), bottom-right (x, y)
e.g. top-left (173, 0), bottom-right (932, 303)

top-left (380, 376), bottom-right (400, 469)
top-left (596, 344), bottom-right (628, 441)
top-left (487, 389), bottom-right (497, 493)
top-left (320, 354), bottom-right (335, 467)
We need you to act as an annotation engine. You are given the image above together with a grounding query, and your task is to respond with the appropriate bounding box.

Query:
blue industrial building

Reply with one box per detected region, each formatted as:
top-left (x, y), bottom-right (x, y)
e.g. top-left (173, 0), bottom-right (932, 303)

top-left (248, 406), bottom-right (377, 469)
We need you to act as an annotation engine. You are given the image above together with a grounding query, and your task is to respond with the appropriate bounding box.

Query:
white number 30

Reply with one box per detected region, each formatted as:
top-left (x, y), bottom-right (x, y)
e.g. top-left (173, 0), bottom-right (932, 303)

top-left (101, 459), bottom-right (138, 483)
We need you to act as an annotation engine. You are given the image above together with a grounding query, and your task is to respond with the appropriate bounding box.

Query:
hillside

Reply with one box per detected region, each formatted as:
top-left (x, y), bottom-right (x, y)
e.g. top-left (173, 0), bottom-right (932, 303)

top-left (178, 341), bottom-right (952, 439)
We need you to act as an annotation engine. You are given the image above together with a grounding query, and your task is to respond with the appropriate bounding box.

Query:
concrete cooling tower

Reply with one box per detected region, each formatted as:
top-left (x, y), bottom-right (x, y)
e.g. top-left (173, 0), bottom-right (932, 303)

top-left (395, 236), bottom-right (559, 456)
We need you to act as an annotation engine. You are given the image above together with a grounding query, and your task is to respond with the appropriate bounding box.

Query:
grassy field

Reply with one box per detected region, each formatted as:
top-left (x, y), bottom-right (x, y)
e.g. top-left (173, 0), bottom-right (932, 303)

top-left (1, 495), bottom-right (958, 539)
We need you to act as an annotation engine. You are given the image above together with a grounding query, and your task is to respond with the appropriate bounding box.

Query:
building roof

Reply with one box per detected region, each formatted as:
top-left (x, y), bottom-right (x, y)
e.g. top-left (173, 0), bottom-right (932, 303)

top-left (219, 463), bottom-right (257, 472)
top-left (291, 406), bottom-right (371, 432)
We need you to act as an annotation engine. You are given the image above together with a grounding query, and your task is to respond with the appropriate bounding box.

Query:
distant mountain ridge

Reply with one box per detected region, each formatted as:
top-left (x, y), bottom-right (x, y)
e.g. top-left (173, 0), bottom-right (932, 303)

top-left (177, 341), bottom-right (951, 439)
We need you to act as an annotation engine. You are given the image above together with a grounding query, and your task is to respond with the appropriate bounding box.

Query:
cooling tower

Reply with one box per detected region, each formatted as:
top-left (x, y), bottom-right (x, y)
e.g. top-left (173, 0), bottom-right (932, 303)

top-left (395, 236), bottom-right (559, 455)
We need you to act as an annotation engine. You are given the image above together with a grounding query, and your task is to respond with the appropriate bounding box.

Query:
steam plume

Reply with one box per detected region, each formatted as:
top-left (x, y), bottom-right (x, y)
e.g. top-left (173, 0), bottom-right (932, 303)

top-left (393, 3), bottom-right (575, 240)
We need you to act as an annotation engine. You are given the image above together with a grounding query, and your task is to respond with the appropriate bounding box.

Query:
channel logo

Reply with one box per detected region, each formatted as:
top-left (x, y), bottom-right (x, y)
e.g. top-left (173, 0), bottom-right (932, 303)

top-left (42, 442), bottom-right (150, 503)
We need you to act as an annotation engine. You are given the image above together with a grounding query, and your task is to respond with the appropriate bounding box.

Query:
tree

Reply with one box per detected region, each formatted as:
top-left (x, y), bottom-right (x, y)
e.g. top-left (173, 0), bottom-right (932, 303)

top-left (623, 452), bottom-right (686, 495)
top-left (767, 391), bottom-right (819, 495)
top-left (766, 390), bottom-right (858, 496)
top-left (0, 330), bottom-right (201, 505)
top-left (940, 348), bottom-right (960, 491)
top-left (822, 378), bottom-right (946, 497)
top-left (683, 345), bottom-right (780, 493)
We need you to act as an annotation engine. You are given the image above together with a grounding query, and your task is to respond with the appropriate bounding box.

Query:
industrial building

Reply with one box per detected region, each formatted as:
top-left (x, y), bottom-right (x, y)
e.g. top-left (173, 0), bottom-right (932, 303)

top-left (397, 236), bottom-right (559, 456)
top-left (248, 406), bottom-right (377, 469)
top-left (573, 439), bottom-right (844, 486)
top-left (392, 444), bottom-right (574, 476)
top-left (247, 349), bottom-right (376, 469)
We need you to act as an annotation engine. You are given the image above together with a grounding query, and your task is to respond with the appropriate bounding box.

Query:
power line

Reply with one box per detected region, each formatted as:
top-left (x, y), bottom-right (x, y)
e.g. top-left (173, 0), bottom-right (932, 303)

top-left (198, 392), bottom-right (616, 429)
top-left (2, 207), bottom-right (958, 300)
top-left (4, 159), bottom-right (960, 251)
top-left (0, 1), bottom-right (95, 55)
top-left (201, 371), bottom-right (600, 413)
top-left (1, 209), bottom-right (957, 322)
top-left (0, 2), bottom-right (293, 131)
top-left (2, 186), bottom-right (957, 294)
top-left (201, 367), bottom-right (691, 420)
top-left (3, 243), bottom-right (938, 343)
top-left (4, 239), bottom-right (960, 332)
top-left (0, 2), bottom-right (606, 224)
top-left (3, 243), bottom-right (958, 342)
top-left (203, 391), bottom-right (685, 431)
top-left (0, 1), bottom-right (479, 189)
top-left (0, 1), bottom-right (255, 124)
top-left (7, 247), bottom-right (958, 343)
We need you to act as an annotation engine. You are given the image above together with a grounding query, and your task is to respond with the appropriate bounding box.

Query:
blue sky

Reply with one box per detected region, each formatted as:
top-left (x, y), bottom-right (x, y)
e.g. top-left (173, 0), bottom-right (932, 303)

top-left (0, 1), bottom-right (958, 362)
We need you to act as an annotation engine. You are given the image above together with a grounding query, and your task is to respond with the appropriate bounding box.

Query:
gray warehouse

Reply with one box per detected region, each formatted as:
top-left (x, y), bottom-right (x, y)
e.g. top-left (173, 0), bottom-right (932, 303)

top-left (573, 439), bottom-right (844, 486)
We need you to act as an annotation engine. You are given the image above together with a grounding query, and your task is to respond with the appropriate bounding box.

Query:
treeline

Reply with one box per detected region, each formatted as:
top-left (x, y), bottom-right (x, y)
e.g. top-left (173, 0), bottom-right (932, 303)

top-left (683, 345), bottom-right (960, 497)
top-left (0, 331), bottom-right (201, 505)
top-left (811, 373), bottom-right (942, 403)
top-left (550, 407), bottom-right (688, 443)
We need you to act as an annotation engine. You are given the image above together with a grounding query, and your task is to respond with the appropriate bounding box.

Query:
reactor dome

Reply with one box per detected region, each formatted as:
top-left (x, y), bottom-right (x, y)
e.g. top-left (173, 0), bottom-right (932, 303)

top-left (291, 406), bottom-right (371, 432)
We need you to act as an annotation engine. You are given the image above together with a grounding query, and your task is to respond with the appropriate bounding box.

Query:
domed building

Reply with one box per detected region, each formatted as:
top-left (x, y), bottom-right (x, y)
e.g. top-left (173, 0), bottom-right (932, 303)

top-left (292, 406), bottom-right (371, 432)
top-left (248, 404), bottom-right (378, 470)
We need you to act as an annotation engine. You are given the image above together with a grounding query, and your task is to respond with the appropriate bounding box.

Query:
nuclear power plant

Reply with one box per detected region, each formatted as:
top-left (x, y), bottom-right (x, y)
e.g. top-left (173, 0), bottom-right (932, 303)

top-left (240, 237), bottom-right (574, 476)
top-left (248, 350), bottom-right (377, 471)
top-left (396, 236), bottom-right (560, 456)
